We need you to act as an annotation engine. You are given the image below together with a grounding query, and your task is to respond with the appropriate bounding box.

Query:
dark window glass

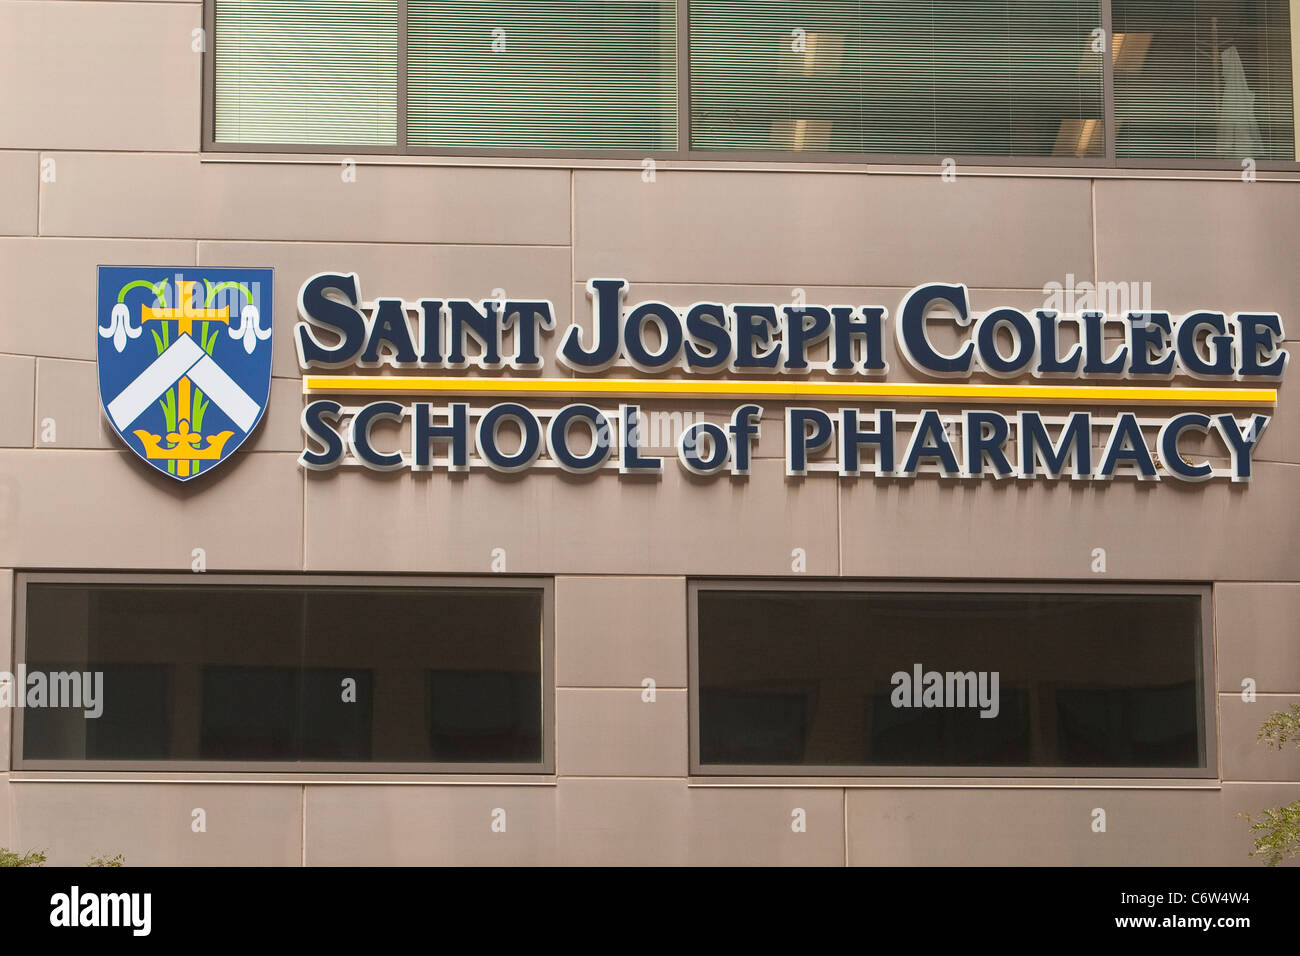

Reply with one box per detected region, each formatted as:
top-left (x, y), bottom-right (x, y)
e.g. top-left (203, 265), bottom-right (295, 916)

top-left (196, 666), bottom-right (377, 760)
top-left (701, 689), bottom-right (809, 764)
top-left (22, 583), bottom-right (544, 767)
top-left (427, 670), bottom-right (541, 761)
top-left (24, 664), bottom-right (170, 760)
top-left (697, 590), bottom-right (1205, 771)
top-left (200, 666), bottom-right (301, 760)
top-left (1113, 0), bottom-right (1295, 159)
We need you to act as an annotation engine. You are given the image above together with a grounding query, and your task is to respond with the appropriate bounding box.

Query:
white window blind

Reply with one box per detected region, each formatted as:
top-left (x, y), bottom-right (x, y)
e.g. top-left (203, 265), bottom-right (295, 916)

top-left (214, 0), bottom-right (399, 146)
top-left (690, 0), bottom-right (1106, 157)
top-left (406, 0), bottom-right (678, 149)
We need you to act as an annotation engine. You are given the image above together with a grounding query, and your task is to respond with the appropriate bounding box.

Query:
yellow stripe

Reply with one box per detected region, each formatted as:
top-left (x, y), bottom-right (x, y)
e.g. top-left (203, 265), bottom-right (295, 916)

top-left (302, 376), bottom-right (1277, 406)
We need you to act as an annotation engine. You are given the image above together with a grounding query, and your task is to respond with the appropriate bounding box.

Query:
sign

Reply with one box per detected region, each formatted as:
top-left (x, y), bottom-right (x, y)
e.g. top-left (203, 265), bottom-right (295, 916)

top-left (96, 267), bottom-right (272, 481)
top-left (293, 275), bottom-right (1287, 483)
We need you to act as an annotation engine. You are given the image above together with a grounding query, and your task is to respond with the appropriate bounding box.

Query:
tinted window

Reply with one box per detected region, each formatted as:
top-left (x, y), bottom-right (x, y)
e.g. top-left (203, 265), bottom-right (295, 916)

top-left (22, 582), bottom-right (545, 767)
top-left (697, 589), bottom-right (1205, 771)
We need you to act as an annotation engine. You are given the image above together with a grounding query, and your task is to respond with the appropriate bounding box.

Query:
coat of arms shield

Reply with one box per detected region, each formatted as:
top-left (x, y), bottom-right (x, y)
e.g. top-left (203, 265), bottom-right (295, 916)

top-left (96, 267), bottom-right (273, 481)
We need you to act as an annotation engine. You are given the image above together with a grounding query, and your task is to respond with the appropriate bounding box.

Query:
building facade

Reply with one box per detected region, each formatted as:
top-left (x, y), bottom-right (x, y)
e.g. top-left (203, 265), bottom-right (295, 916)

top-left (1, 0), bottom-right (1298, 865)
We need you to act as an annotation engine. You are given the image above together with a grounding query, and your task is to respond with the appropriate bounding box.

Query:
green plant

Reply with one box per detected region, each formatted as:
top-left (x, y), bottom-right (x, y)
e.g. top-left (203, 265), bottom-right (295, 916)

top-left (0, 848), bottom-right (125, 867)
top-left (1258, 704), bottom-right (1300, 749)
top-left (1243, 704), bottom-right (1300, 866)
top-left (0, 848), bottom-right (47, 867)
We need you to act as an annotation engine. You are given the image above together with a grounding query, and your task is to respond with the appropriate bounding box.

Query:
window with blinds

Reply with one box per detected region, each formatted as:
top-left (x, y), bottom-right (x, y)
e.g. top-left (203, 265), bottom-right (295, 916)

top-left (407, 1), bottom-right (678, 149)
top-left (213, 0), bottom-right (399, 146)
top-left (689, 1), bottom-right (1106, 157)
top-left (207, 0), bottom-right (1296, 164)
top-left (1112, 0), bottom-right (1295, 160)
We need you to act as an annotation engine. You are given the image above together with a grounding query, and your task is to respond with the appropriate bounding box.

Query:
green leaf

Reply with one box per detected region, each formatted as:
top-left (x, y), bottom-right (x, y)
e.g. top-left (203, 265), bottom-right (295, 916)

top-left (1248, 800), bottom-right (1300, 867)
top-left (116, 279), bottom-right (160, 306)
top-left (0, 847), bottom-right (46, 867)
top-left (160, 388), bottom-right (177, 432)
top-left (1258, 704), bottom-right (1300, 749)
top-left (205, 281), bottom-right (253, 308)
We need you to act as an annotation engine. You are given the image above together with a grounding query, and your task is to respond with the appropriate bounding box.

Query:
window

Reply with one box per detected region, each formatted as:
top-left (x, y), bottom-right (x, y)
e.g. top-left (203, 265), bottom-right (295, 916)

top-left (690, 1), bottom-right (1105, 157)
top-left (214, 0), bottom-right (400, 146)
top-left (16, 576), bottom-right (552, 772)
top-left (691, 584), bottom-right (1212, 776)
top-left (407, 1), bottom-right (678, 149)
top-left (1112, 0), bottom-right (1295, 159)
top-left (211, 0), bottom-right (677, 151)
top-left (206, 0), bottom-right (1296, 164)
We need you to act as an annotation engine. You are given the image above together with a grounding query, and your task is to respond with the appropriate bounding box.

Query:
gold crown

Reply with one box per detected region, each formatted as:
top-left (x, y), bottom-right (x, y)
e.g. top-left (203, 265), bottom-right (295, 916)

top-left (133, 421), bottom-right (234, 461)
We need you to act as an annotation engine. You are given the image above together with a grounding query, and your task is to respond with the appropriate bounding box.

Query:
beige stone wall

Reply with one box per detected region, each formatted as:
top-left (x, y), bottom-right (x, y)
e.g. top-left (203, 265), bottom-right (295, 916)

top-left (0, 0), bottom-right (1297, 865)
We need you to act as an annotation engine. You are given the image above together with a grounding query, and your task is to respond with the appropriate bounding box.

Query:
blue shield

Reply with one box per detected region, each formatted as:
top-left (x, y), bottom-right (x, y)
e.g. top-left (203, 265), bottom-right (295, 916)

top-left (97, 266), bottom-right (274, 481)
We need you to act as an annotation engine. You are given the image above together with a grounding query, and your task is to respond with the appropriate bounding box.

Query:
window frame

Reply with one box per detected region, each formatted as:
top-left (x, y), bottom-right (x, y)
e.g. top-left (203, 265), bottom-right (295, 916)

top-left (201, 0), bottom-right (1300, 171)
top-left (11, 572), bottom-right (555, 775)
top-left (687, 579), bottom-right (1217, 779)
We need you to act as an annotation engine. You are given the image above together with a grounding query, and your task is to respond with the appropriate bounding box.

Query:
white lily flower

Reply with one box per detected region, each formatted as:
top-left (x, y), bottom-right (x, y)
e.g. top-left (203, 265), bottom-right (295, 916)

top-left (228, 304), bottom-right (271, 354)
top-left (98, 302), bottom-right (142, 353)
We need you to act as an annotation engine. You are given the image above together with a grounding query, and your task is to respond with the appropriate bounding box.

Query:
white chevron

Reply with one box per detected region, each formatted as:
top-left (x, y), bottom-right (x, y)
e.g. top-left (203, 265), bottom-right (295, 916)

top-left (106, 333), bottom-right (258, 433)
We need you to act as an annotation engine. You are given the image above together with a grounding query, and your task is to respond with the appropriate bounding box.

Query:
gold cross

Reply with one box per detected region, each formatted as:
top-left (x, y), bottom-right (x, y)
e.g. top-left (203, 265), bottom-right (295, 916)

top-left (141, 281), bottom-right (231, 477)
top-left (141, 280), bottom-right (230, 336)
